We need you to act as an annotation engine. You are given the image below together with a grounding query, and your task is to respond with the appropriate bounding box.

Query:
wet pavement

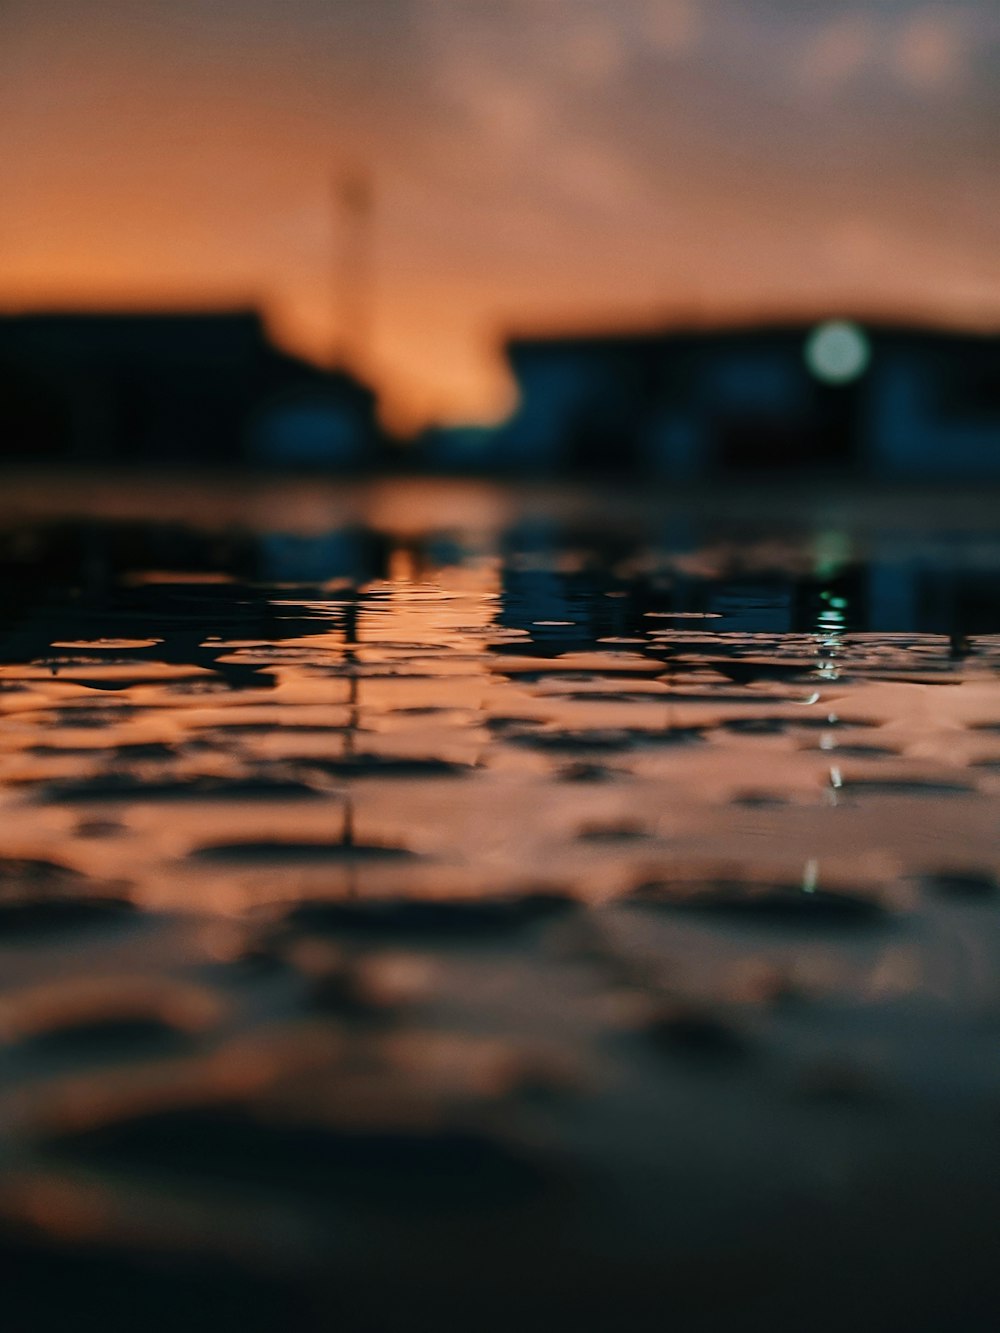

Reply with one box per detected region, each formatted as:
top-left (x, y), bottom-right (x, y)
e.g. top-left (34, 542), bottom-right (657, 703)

top-left (0, 475), bottom-right (998, 1331)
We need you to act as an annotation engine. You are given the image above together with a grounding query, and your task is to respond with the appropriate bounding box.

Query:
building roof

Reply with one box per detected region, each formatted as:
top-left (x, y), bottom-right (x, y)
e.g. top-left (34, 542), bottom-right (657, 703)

top-left (505, 318), bottom-right (1000, 363)
top-left (0, 308), bottom-right (376, 401)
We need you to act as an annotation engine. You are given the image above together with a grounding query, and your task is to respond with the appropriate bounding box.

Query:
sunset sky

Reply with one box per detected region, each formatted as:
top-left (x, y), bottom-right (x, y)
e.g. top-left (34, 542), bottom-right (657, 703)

top-left (2, 0), bottom-right (998, 429)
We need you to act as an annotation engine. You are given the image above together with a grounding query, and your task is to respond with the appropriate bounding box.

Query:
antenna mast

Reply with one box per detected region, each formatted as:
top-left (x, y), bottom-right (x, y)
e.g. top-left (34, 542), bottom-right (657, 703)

top-left (333, 167), bottom-right (374, 373)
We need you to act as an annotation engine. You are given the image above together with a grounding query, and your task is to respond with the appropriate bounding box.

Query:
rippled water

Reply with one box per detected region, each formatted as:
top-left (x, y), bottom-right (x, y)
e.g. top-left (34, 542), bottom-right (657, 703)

top-left (1, 477), bottom-right (999, 1331)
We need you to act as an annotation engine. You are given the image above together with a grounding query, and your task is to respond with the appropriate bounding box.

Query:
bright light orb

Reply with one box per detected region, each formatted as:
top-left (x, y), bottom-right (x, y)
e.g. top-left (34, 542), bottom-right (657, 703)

top-left (804, 321), bottom-right (871, 384)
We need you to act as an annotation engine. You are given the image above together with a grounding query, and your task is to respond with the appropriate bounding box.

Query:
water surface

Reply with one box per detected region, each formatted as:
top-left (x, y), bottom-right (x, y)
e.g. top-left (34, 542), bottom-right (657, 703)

top-left (0, 476), bottom-right (998, 1331)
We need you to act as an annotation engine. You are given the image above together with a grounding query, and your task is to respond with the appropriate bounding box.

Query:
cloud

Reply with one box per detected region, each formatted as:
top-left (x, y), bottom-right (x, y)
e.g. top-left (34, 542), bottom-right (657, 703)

top-left (893, 10), bottom-right (968, 89)
top-left (563, 14), bottom-right (627, 84)
top-left (640, 0), bottom-right (702, 56)
top-left (797, 14), bottom-right (877, 92)
top-left (792, 5), bottom-right (978, 100)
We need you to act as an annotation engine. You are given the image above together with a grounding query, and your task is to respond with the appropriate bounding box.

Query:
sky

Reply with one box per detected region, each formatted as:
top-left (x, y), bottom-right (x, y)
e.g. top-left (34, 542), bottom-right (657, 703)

top-left (2, 0), bottom-right (998, 429)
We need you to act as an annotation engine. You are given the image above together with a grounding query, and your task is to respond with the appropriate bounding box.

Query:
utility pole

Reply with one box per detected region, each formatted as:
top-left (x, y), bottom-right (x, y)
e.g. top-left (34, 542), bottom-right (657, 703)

top-left (333, 166), bottom-right (374, 373)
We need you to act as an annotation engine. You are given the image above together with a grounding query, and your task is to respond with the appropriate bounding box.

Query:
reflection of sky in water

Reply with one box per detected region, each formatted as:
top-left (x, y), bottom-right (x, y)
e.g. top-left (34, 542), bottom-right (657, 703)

top-left (0, 480), bottom-right (999, 1327)
top-left (0, 482), bottom-right (997, 915)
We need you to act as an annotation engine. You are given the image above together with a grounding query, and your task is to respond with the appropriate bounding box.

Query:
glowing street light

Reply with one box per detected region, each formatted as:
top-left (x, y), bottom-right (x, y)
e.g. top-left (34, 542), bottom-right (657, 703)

top-left (804, 321), bottom-right (871, 384)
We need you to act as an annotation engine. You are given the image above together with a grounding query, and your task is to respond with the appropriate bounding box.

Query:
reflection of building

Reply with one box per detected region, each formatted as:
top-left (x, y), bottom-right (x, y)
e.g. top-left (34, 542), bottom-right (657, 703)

top-left (0, 520), bottom-right (393, 689)
top-left (0, 311), bottom-right (381, 467)
top-left (490, 518), bottom-right (1000, 648)
top-left (495, 321), bottom-right (1000, 477)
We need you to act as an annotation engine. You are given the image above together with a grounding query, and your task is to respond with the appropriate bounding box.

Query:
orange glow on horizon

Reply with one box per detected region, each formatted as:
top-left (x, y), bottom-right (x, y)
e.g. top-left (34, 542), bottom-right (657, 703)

top-left (2, 1), bottom-right (998, 430)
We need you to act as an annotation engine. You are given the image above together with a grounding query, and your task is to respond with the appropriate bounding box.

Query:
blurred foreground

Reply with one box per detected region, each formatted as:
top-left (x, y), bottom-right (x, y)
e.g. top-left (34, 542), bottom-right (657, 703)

top-left (0, 476), bottom-right (999, 1330)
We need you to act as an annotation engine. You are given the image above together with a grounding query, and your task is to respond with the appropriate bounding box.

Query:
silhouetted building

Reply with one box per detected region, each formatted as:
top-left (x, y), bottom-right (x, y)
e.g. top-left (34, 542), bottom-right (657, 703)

top-left (494, 320), bottom-right (1000, 477)
top-left (0, 310), bottom-right (381, 467)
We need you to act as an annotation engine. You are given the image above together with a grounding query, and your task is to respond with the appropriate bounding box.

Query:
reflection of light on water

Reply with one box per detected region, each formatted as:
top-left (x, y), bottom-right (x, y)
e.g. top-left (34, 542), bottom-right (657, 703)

top-left (388, 545), bottom-right (419, 583)
top-left (812, 531), bottom-right (849, 687)
top-left (804, 321), bottom-right (871, 384)
top-left (3, 485), bottom-right (1000, 1315)
top-left (815, 590), bottom-right (846, 681)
